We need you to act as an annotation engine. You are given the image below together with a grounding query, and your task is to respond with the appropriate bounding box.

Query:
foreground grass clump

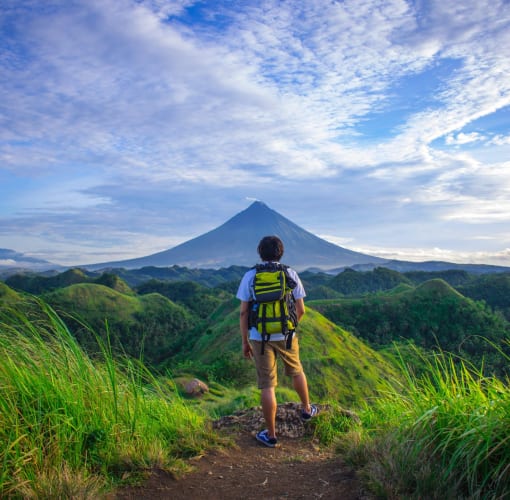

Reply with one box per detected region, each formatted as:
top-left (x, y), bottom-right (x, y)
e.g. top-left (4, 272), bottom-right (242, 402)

top-left (0, 300), bottom-right (217, 498)
top-left (344, 346), bottom-right (510, 499)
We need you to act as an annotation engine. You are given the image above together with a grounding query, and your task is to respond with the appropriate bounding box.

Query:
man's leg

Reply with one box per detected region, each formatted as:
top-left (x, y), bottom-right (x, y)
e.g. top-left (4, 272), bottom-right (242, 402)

top-left (261, 386), bottom-right (277, 438)
top-left (293, 372), bottom-right (311, 415)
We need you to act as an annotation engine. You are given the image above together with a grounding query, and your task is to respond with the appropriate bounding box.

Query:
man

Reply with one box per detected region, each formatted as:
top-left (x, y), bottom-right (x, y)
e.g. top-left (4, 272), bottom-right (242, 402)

top-left (236, 235), bottom-right (317, 447)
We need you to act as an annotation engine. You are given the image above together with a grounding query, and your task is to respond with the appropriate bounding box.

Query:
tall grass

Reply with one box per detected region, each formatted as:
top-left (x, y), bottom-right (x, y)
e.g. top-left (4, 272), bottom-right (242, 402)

top-left (346, 345), bottom-right (510, 499)
top-left (0, 299), bottom-right (217, 498)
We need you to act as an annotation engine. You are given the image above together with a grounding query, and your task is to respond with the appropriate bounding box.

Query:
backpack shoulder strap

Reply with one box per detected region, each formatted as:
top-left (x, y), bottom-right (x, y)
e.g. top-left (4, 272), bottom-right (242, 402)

top-left (280, 264), bottom-right (297, 290)
top-left (255, 262), bottom-right (298, 289)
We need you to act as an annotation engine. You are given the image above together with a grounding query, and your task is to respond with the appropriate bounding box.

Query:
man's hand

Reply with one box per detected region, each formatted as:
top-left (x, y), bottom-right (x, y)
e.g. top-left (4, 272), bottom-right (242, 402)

top-left (243, 340), bottom-right (253, 359)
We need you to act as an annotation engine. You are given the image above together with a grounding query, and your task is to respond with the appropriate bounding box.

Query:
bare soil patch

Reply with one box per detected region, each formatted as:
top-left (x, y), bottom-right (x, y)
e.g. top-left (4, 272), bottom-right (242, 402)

top-left (113, 404), bottom-right (373, 500)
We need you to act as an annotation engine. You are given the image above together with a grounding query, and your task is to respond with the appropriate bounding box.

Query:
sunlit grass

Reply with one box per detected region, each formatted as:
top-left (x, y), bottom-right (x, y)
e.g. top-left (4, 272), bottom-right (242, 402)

top-left (0, 299), bottom-right (217, 497)
top-left (344, 344), bottom-right (510, 499)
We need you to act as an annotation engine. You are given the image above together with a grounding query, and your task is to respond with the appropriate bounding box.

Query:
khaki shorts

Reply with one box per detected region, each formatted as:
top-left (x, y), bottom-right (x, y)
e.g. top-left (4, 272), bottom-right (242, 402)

top-left (250, 336), bottom-right (304, 389)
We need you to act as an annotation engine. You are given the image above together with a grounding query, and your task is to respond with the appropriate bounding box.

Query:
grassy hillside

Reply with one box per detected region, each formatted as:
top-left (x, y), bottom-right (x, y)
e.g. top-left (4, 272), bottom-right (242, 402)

top-left (348, 346), bottom-right (510, 499)
top-left (42, 283), bottom-right (197, 365)
top-left (1, 294), bottom-right (508, 499)
top-left (310, 279), bottom-right (510, 377)
top-left (1, 275), bottom-right (509, 498)
top-left (180, 301), bottom-right (401, 407)
top-left (0, 281), bottom-right (21, 302)
top-left (0, 299), bottom-right (217, 498)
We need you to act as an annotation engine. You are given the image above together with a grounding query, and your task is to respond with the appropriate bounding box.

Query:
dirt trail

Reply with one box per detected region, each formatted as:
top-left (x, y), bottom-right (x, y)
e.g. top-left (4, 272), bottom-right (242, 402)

top-left (114, 432), bottom-right (370, 499)
top-left (114, 404), bottom-right (373, 500)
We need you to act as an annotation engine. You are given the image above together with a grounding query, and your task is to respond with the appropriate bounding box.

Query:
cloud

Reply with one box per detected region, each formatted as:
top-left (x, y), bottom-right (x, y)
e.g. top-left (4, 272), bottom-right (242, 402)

top-left (489, 135), bottom-right (510, 146)
top-left (445, 132), bottom-right (485, 145)
top-left (1, 0), bottom-right (510, 265)
top-left (2, 0), bottom-right (508, 179)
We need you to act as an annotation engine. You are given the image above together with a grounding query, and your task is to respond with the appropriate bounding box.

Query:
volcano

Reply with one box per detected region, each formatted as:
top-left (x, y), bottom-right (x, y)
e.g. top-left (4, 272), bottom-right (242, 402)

top-left (85, 201), bottom-right (386, 271)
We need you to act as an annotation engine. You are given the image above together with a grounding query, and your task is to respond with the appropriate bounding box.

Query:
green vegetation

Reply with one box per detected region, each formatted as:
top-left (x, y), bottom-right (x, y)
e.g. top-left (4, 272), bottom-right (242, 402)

top-left (330, 346), bottom-right (510, 499)
top-left (310, 279), bottom-right (510, 377)
top-left (329, 267), bottom-right (412, 295)
top-left (136, 279), bottom-right (232, 319)
top-left (107, 264), bottom-right (249, 288)
top-left (6, 268), bottom-right (99, 294)
top-left (0, 299), bottom-right (217, 497)
top-left (42, 283), bottom-right (197, 365)
top-left (459, 272), bottom-right (510, 320)
top-left (1, 264), bottom-right (510, 497)
top-left (0, 281), bottom-right (20, 302)
top-left (175, 298), bottom-right (401, 406)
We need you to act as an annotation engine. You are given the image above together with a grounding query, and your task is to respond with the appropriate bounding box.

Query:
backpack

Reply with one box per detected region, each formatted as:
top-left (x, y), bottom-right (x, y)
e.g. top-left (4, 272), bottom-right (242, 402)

top-left (248, 262), bottom-right (298, 354)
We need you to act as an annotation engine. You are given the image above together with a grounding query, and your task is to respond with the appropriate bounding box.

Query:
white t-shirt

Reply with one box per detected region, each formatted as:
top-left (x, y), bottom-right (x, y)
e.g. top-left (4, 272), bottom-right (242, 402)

top-left (236, 263), bottom-right (306, 341)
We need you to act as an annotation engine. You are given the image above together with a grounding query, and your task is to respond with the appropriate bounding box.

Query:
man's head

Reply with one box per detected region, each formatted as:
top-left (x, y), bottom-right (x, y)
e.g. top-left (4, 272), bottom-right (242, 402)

top-left (257, 235), bottom-right (284, 262)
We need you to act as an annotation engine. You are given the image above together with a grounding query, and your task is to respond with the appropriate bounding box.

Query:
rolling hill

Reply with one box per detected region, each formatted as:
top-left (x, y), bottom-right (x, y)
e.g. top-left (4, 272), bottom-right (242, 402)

top-left (177, 298), bottom-right (402, 406)
top-left (309, 279), bottom-right (510, 377)
top-left (1, 278), bottom-right (402, 406)
top-left (41, 283), bottom-right (197, 364)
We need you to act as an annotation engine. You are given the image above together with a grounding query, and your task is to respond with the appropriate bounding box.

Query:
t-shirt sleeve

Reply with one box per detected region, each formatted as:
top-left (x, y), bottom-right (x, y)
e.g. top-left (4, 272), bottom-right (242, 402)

top-left (236, 270), bottom-right (255, 302)
top-left (288, 268), bottom-right (306, 299)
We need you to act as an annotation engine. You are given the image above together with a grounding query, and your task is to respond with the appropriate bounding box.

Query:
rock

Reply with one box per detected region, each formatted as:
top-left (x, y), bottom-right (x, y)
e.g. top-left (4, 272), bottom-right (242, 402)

top-left (184, 378), bottom-right (209, 397)
top-left (213, 402), bottom-right (359, 438)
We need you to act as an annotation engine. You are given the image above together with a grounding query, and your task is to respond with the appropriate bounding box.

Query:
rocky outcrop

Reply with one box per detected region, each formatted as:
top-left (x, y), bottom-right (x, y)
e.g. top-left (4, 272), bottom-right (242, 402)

top-left (213, 402), bottom-right (359, 438)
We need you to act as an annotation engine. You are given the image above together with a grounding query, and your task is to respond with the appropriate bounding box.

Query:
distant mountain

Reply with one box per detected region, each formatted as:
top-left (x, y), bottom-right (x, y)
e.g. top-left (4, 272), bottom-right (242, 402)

top-left (346, 259), bottom-right (510, 275)
top-left (84, 201), bottom-right (387, 271)
top-left (0, 248), bottom-right (61, 272)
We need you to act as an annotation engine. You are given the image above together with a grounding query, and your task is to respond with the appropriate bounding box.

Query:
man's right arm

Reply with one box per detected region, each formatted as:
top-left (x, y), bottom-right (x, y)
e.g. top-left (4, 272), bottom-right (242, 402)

top-left (239, 301), bottom-right (253, 359)
top-left (295, 297), bottom-right (305, 322)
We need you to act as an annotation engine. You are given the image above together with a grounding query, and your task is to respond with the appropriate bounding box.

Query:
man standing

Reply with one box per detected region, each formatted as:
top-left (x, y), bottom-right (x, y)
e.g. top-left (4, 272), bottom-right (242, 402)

top-left (236, 235), bottom-right (317, 447)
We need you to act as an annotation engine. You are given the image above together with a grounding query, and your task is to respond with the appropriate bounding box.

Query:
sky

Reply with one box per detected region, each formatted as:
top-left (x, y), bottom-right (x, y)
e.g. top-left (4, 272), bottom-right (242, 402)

top-left (1, 0), bottom-right (510, 268)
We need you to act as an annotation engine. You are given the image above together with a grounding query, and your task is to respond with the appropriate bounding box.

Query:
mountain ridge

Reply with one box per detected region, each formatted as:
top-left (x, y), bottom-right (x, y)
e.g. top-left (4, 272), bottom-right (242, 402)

top-left (0, 248), bottom-right (61, 272)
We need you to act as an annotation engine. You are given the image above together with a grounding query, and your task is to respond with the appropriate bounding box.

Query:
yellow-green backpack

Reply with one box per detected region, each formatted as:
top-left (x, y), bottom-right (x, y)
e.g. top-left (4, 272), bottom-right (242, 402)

top-left (248, 263), bottom-right (298, 354)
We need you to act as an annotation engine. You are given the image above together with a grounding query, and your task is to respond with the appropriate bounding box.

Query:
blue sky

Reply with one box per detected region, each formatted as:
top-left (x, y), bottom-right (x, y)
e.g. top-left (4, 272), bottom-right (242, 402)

top-left (1, 0), bottom-right (510, 267)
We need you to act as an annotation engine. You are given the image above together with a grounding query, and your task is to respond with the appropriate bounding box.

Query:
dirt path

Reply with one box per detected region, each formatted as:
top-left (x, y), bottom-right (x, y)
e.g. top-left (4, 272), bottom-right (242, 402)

top-left (113, 404), bottom-right (373, 500)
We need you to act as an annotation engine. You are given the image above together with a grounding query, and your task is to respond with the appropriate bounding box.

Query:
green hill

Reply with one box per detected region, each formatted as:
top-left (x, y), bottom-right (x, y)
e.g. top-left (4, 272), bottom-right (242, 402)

top-left (458, 272), bottom-right (510, 319)
top-left (5, 268), bottom-right (136, 296)
top-left (0, 282), bottom-right (22, 303)
top-left (329, 267), bottom-right (412, 295)
top-left (310, 279), bottom-right (510, 376)
top-left (136, 279), bottom-right (232, 319)
top-left (93, 273), bottom-right (135, 295)
top-left (180, 301), bottom-right (401, 407)
top-left (5, 268), bottom-right (92, 294)
top-left (42, 283), bottom-right (196, 365)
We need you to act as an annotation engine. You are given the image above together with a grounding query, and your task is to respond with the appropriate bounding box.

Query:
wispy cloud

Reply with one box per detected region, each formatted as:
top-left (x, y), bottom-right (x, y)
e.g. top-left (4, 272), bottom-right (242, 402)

top-left (1, 0), bottom-right (509, 265)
